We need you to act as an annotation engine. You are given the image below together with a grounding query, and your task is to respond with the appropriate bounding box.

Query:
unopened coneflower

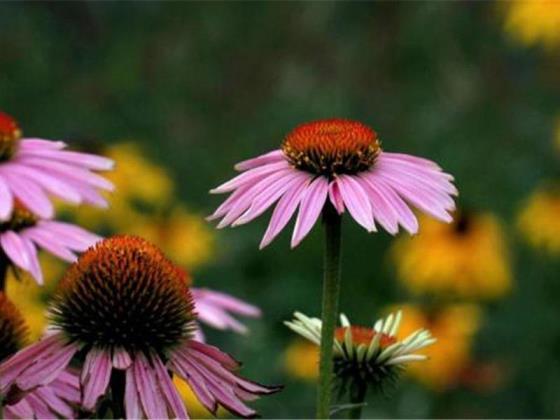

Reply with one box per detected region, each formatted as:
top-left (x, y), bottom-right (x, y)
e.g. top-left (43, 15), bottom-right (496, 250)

top-left (0, 111), bottom-right (114, 220)
top-left (0, 292), bottom-right (80, 419)
top-left (0, 236), bottom-right (280, 419)
top-left (0, 201), bottom-right (101, 287)
top-left (209, 118), bottom-right (456, 417)
top-left (286, 311), bottom-right (436, 418)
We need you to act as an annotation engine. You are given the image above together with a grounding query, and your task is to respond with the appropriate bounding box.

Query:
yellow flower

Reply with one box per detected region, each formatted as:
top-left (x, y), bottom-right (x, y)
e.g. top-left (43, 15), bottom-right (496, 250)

top-left (131, 206), bottom-right (215, 269)
top-left (5, 254), bottom-right (67, 342)
top-left (517, 186), bottom-right (560, 254)
top-left (391, 304), bottom-right (482, 391)
top-left (283, 339), bottom-right (319, 381)
top-left (69, 142), bottom-right (174, 232)
top-left (173, 376), bottom-right (228, 418)
top-left (503, 0), bottom-right (560, 50)
top-left (390, 212), bottom-right (512, 299)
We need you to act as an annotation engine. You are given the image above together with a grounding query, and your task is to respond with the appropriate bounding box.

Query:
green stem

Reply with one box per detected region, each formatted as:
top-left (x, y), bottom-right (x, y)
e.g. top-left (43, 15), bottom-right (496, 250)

top-left (316, 203), bottom-right (342, 419)
top-left (348, 384), bottom-right (368, 419)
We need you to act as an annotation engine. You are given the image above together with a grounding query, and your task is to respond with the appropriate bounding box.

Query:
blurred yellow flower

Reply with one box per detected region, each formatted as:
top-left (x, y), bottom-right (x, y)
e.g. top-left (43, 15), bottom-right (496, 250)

top-left (69, 142), bottom-right (174, 231)
top-left (391, 212), bottom-right (512, 299)
top-left (130, 206), bottom-right (215, 269)
top-left (283, 339), bottom-right (319, 381)
top-left (517, 186), bottom-right (560, 254)
top-left (392, 304), bottom-right (482, 391)
top-left (173, 376), bottom-right (228, 418)
top-left (5, 254), bottom-right (66, 342)
top-left (503, 0), bottom-right (560, 49)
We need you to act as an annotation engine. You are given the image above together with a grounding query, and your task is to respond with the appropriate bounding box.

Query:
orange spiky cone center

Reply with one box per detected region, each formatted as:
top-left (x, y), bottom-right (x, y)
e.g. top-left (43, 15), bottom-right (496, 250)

top-left (335, 325), bottom-right (397, 348)
top-left (52, 235), bottom-right (196, 354)
top-left (0, 293), bottom-right (28, 361)
top-left (282, 118), bottom-right (381, 176)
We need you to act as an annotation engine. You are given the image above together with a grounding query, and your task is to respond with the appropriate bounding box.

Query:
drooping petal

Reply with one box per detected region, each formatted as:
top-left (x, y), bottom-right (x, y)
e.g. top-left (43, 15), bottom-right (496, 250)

top-left (0, 174), bottom-right (14, 220)
top-left (19, 235), bottom-right (43, 285)
top-left (259, 173), bottom-right (311, 249)
top-left (291, 176), bottom-right (329, 248)
top-left (210, 161), bottom-right (290, 194)
top-left (0, 231), bottom-right (31, 271)
top-left (133, 353), bottom-right (167, 419)
top-left (152, 354), bottom-right (189, 419)
top-left (0, 171), bottom-right (53, 218)
top-left (112, 348), bottom-right (132, 370)
top-left (81, 348), bottom-right (112, 411)
top-left (125, 367), bottom-right (142, 419)
top-left (335, 175), bottom-right (376, 232)
top-left (22, 228), bottom-right (78, 262)
top-left (328, 181), bottom-right (345, 214)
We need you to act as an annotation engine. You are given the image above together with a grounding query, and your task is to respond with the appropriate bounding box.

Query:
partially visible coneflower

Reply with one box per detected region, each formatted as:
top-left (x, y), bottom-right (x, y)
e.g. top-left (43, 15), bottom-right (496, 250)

top-left (209, 118), bottom-right (456, 417)
top-left (391, 211), bottom-right (512, 299)
top-left (0, 201), bottom-right (101, 287)
top-left (0, 236), bottom-right (280, 419)
top-left (0, 293), bottom-right (80, 419)
top-left (286, 310), bottom-right (436, 418)
top-left (192, 288), bottom-right (262, 336)
top-left (0, 111), bottom-right (114, 221)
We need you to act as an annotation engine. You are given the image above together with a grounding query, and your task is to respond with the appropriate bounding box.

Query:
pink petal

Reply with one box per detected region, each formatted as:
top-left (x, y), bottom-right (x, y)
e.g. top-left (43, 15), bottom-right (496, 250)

top-left (1, 231), bottom-right (31, 271)
top-left (38, 221), bottom-right (101, 251)
top-left (22, 228), bottom-right (78, 262)
top-left (206, 184), bottom-right (252, 221)
top-left (210, 161), bottom-right (289, 194)
top-left (328, 181), bottom-right (345, 214)
top-left (185, 340), bottom-right (239, 371)
top-left (192, 288), bottom-right (261, 317)
top-left (0, 174), bottom-right (14, 220)
top-left (152, 354), bottom-right (189, 419)
top-left (18, 148), bottom-right (114, 171)
top-left (234, 150), bottom-right (285, 171)
top-left (112, 348), bottom-right (132, 370)
top-left (259, 174), bottom-right (311, 249)
top-left (291, 176), bottom-right (329, 248)
top-left (232, 170), bottom-right (305, 226)
top-left (6, 162), bottom-right (82, 204)
top-left (125, 367), bottom-right (142, 419)
top-left (19, 235), bottom-right (43, 285)
top-left (335, 175), bottom-right (375, 232)
top-left (19, 138), bottom-right (66, 150)
top-left (81, 348), bottom-right (112, 411)
top-left (169, 357), bottom-right (217, 414)
top-left (0, 171), bottom-right (53, 218)
top-left (133, 354), bottom-right (167, 419)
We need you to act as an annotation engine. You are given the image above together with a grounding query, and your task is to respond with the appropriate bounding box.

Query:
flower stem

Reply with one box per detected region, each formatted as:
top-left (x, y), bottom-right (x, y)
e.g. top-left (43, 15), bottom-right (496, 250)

top-left (316, 203), bottom-right (342, 419)
top-left (110, 369), bottom-right (126, 419)
top-left (0, 251), bottom-right (10, 292)
top-left (348, 384), bottom-right (368, 419)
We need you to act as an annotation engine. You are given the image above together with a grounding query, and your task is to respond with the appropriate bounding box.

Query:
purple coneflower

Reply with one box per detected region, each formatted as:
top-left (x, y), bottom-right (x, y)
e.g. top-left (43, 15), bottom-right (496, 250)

top-left (209, 119), bottom-right (457, 418)
top-left (209, 118), bottom-right (457, 248)
top-left (0, 201), bottom-right (101, 285)
top-left (0, 111), bottom-right (114, 221)
top-left (0, 236), bottom-right (280, 419)
top-left (0, 293), bottom-right (80, 419)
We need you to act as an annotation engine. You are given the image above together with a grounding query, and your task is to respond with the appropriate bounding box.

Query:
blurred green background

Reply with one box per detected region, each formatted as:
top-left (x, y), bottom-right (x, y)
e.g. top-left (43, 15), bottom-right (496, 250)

top-left (2, 2), bottom-right (560, 418)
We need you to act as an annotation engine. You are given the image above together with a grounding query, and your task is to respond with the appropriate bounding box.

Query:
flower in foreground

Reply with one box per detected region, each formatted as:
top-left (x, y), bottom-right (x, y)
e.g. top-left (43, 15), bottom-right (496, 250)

top-left (0, 236), bottom-right (280, 418)
top-left (0, 201), bottom-right (101, 285)
top-left (285, 311), bottom-right (436, 396)
top-left (209, 118), bottom-right (457, 248)
top-left (0, 111), bottom-right (114, 221)
top-left (0, 292), bottom-right (80, 419)
top-left (391, 211), bottom-right (512, 299)
top-left (517, 185), bottom-right (560, 255)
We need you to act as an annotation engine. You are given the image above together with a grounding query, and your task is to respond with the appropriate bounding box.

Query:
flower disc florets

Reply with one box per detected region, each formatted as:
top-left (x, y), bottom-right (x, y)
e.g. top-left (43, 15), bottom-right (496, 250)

top-left (51, 235), bottom-right (196, 355)
top-left (0, 202), bottom-right (37, 233)
top-left (281, 118), bottom-right (381, 176)
top-left (0, 293), bottom-right (28, 361)
top-left (0, 112), bottom-right (21, 161)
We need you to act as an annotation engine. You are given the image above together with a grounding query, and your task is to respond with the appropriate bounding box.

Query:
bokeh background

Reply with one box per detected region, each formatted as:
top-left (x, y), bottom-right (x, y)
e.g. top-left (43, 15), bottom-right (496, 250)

top-left (2, 2), bottom-right (560, 418)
